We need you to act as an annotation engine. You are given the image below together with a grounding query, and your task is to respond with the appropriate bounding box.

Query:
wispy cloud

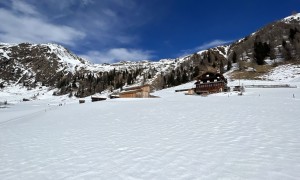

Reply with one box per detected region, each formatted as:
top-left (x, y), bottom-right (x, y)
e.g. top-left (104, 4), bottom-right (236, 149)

top-left (196, 39), bottom-right (232, 50)
top-left (0, 0), bottom-right (146, 47)
top-left (179, 39), bottom-right (233, 57)
top-left (40, 0), bottom-right (94, 11)
top-left (11, 0), bottom-right (38, 15)
top-left (80, 48), bottom-right (155, 64)
top-left (0, 1), bottom-right (85, 46)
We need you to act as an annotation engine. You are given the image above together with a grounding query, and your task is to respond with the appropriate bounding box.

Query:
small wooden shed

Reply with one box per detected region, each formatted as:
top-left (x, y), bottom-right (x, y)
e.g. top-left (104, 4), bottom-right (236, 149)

top-left (119, 84), bottom-right (151, 98)
top-left (91, 96), bottom-right (107, 102)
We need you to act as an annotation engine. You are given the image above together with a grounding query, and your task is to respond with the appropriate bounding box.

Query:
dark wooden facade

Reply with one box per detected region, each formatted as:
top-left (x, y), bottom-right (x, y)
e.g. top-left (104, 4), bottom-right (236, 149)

top-left (91, 96), bottom-right (107, 102)
top-left (194, 72), bottom-right (228, 94)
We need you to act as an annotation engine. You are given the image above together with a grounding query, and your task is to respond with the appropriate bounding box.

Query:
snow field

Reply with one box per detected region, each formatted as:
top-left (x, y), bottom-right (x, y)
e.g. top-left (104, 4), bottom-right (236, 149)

top-left (1, 81), bottom-right (300, 179)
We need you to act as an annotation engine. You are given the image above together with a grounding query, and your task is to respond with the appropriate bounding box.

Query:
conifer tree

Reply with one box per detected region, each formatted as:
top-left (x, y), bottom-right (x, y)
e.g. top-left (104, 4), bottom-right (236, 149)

top-left (254, 42), bottom-right (270, 65)
top-left (227, 60), bottom-right (232, 71)
top-left (192, 66), bottom-right (199, 78)
top-left (220, 60), bottom-right (224, 74)
top-left (232, 52), bottom-right (237, 63)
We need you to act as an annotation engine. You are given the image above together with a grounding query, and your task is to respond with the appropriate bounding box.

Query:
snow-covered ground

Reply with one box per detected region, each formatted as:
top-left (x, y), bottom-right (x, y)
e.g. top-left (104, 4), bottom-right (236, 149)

top-left (1, 66), bottom-right (300, 179)
top-left (260, 64), bottom-right (300, 82)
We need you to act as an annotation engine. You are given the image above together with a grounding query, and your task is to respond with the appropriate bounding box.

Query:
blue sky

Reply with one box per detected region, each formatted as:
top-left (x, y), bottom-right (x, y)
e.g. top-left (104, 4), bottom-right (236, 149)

top-left (0, 0), bottom-right (299, 63)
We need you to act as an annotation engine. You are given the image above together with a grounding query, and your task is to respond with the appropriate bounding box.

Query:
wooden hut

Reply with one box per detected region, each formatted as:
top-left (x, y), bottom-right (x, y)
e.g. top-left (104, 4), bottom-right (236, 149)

top-left (194, 72), bottom-right (228, 94)
top-left (119, 84), bottom-right (151, 98)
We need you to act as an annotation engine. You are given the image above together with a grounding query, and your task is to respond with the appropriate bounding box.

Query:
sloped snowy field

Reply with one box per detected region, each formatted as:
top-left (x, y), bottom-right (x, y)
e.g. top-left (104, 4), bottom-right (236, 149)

top-left (1, 79), bottom-right (300, 179)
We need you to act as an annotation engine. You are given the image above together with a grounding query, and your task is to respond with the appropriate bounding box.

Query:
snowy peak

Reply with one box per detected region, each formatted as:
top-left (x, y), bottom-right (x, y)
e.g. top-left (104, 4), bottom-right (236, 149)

top-left (0, 43), bottom-right (89, 73)
top-left (282, 13), bottom-right (300, 23)
top-left (44, 43), bottom-right (90, 72)
top-left (0, 43), bottom-right (91, 89)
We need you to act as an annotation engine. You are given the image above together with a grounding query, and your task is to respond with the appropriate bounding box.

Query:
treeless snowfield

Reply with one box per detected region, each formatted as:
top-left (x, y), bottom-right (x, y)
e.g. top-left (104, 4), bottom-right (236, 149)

top-left (1, 80), bottom-right (300, 179)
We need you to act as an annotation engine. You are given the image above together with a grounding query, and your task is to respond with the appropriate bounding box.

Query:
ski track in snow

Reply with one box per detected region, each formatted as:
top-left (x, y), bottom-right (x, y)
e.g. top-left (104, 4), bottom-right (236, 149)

top-left (1, 80), bottom-right (300, 179)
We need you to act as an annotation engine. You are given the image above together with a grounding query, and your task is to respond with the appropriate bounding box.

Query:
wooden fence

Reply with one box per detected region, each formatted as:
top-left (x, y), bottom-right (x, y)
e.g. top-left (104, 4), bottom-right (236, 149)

top-left (244, 84), bottom-right (297, 88)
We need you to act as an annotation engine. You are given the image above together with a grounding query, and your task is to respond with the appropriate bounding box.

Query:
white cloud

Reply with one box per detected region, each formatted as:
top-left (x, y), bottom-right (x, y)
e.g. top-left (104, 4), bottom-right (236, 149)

top-left (196, 39), bottom-right (232, 50)
top-left (43, 0), bottom-right (94, 10)
top-left (80, 48), bottom-right (154, 64)
top-left (12, 0), bottom-right (38, 15)
top-left (0, 1), bottom-right (85, 46)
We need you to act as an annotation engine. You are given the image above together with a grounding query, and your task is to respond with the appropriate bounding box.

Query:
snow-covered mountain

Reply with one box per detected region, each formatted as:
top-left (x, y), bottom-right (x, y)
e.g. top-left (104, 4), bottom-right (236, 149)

top-left (0, 42), bottom-right (195, 96)
top-left (1, 13), bottom-right (300, 98)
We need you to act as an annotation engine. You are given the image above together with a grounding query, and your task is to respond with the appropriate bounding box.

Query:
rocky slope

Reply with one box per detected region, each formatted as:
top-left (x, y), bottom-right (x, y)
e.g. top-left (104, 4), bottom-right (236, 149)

top-left (1, 13), bottom-right (300, 97)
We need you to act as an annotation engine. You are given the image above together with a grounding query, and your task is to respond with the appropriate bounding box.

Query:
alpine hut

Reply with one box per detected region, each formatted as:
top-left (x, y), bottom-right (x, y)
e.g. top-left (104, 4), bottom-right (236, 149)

top-left (194, 71), bottom-right (228, 94)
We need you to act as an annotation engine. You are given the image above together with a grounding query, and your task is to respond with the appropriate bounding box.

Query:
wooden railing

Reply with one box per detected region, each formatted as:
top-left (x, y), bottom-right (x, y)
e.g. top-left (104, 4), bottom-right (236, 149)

top-left (244, 84), bottom-right (297, 88)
